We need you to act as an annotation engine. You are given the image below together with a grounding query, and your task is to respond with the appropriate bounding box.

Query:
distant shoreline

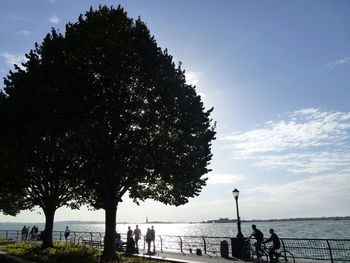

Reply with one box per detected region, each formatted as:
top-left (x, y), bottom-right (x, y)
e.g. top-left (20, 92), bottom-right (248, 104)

top-left (242, 216), bottom-right (350, 222)
top-left (1, 216), bottom-right (349, 224)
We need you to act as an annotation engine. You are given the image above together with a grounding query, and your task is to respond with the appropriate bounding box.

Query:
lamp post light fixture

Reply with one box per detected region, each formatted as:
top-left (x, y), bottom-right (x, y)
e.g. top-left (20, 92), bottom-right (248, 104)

top-left (232, 188), bottom-right (244, 238)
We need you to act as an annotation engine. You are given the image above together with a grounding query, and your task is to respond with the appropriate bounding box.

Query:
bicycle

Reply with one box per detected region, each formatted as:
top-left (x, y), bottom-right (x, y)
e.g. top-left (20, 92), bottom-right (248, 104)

top-left (245, 238), bottom-right (269, 262)
top-left (261, 244), bottom-right (295, 263)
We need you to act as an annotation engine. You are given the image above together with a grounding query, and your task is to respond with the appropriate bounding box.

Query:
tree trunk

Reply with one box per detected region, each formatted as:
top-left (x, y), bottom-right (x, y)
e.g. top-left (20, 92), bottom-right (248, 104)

top-left (101, 203), bottom-right (117, 262)
top-left (42, 207), bottom-right (56, 249)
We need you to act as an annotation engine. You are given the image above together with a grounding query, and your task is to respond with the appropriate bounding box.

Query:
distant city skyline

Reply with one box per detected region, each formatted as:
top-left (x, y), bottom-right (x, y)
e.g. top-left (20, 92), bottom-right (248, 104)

top-left (1, 0), bottom-right (349, 224)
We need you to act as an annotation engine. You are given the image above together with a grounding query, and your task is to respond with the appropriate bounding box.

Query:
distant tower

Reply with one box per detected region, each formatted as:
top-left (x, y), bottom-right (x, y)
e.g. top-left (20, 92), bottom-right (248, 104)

top-left (146, 216), bottom-right (148, 223)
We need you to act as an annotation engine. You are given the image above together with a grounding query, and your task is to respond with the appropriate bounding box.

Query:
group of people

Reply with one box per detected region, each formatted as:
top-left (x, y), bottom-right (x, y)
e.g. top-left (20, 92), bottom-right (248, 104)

top-left (21, 225), bottom-right (70, 242)
top-left (118, 225), bottom-right (156, 255)
top-left (21, 225), bottom-right (39, 241)
top-left (145, 225), bottom-right (156, 254)
top-left (248, 224), bottom-right (281, 263)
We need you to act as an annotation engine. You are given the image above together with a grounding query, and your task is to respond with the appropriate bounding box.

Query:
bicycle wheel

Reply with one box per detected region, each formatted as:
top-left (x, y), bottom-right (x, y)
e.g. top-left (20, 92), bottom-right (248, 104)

top-left (247, 246), bottom-right (255, 261)
top-left (276, 251), bottom-right (295, 263)
top-left (249, 247), bottom-right (264, 262)
top-left (260, 250), bottom-right (269, 262)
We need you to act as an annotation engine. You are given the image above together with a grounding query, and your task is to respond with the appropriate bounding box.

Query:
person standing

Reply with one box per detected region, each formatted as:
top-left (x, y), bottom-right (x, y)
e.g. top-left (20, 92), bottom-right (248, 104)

top-left (248, 224), bottom-right (264, 259)
top-left (133, 225), bottom-right (141, 251)
top-left (26, 226), bottom-right (30, 240)
top-left (126, 226), bottom-right (135, 254)
top-left (64, 226), bottom-right (70, 242)
top-left (150, 225), bottom-right (155, 253)
top-left (115, 232), bottom-right (125, 251)
top-left (127, 226), bottom-right (133, 239)
top-left (34, 226), bottom-right (39, 238)
top-left (21, 225), bottom-right (27, 241)
top-left (145, 228), bottom-right (152, 255)
top-left (31, 225), bottom-right (36, 240)
top-left (263, 228), bottom-right (281, 263)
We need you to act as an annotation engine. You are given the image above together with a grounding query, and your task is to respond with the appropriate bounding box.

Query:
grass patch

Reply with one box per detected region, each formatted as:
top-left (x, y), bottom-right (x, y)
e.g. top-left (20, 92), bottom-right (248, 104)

top-left (0, 242), bottom-right (100, 263)
top-left (0, 236), bottom-right (8, 242)
top-left (0, 242), bottom-right (169, 263)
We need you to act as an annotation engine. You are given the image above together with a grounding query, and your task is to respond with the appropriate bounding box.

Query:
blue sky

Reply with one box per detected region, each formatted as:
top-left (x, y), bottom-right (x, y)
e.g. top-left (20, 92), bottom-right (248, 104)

top-left (1, 0), bottom-right (349, 223)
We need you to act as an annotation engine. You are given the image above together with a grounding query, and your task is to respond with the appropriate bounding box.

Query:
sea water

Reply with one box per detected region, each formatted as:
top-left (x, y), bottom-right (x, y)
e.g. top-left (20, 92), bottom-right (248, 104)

top-left (0, 220), bottom-right (349, 239)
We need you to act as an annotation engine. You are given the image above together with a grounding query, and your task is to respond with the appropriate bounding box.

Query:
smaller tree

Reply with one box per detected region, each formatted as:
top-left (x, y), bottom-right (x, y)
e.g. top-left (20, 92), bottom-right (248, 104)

top-left (1, 31), bottom-right (86, 248)
top-left (0, 92), bottom-right (28, 215)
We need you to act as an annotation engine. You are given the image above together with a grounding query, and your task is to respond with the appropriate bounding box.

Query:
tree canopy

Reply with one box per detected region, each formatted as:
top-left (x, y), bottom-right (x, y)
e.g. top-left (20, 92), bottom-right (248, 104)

top-left (0, 92), bottom-right (28, 216)
top-left (1, 5), bottom-right (215, 262)
top-left (61, 6), bottom-right (216, 261)
top-left (1, 30), bottom-right (86, 248)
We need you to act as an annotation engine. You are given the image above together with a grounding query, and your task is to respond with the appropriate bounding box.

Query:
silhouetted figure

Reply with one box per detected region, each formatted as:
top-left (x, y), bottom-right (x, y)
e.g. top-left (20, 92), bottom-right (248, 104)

top-left (115, 232), bottom-right (125, 251)
top-left (26, 226), bottom-right (30, 240)
top-left (150, 225), bottom-right (155, 253)
top-left (249, 224), bottom-right (264, 259)
top-left (126, 226), bottom-right (135, 254)
top-left (64, 226), bottom-right (70, 241)
top-left (127, 226), bottom-right (133, 239)
top-left (31, 225), bottom-right (38, 240)
top-left (145, 228), bottom-right (152, 254)
top-left (263, 228), bottom-right (281, 263)
top-left (21, 225), bottom-right (28, 241)
top-left (134, 225), bottom-right (141, 253)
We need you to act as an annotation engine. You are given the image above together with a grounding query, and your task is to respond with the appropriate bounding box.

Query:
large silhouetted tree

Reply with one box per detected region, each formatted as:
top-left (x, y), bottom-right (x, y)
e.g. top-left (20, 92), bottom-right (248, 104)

top-left (63, 6), bottom-right (216, 262)
top-left (1, 5), bottom-right (215, 261)
top-left (1, 31), bottom-right (85, 248)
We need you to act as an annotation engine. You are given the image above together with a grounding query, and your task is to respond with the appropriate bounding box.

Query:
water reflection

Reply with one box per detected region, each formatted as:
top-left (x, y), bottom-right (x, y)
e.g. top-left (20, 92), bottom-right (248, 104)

top-left (0, 220), bottom-right (349, 239)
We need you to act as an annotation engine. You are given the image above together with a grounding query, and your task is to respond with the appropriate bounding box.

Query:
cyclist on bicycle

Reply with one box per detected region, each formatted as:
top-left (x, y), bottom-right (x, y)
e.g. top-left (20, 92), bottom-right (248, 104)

top-left (248, 224), bottom-right (264, 259)
top-left (263, 228), bottom-right (281, 263)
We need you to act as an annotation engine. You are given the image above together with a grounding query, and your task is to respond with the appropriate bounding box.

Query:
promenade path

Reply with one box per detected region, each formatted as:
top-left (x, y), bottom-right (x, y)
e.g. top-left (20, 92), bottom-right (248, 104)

top-left (135, 251), bottom-right (245, 263)
top-left (0, 251), bottom-right (35, 263)
top-left (0, 242), bottom-right (244, 263)
top-left (0, 250), bottom-right (244, 263)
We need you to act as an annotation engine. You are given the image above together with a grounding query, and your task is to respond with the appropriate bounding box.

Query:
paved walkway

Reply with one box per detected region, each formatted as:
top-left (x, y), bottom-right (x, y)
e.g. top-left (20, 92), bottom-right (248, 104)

top-left (0, 251), bottom-right (35, 263)
top-left (0, 242), bottom-right (246, 263)
top-left (135, 251), bottom-right (246, 263)
top-left (0, 250), bottom-right (244, 263)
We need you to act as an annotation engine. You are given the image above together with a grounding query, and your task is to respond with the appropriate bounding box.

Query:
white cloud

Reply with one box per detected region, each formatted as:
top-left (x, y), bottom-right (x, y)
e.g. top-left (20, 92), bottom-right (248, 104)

top-left (16, 30), bottom-right (31, 37)
top-left (222, 108), bottom-right (350, 174)
top-left (254, 150), bottom-right (350, 174)
top-left (49, 16), bottom-right (60, 24)
top-left (0, 52), bottom-right (26, 69)
top-left (327, 57), bottom-right (350, 68)
top-left (245, 172), bottom-right (350, 206)
top-left (8, 14), bottom-right (27, 22)
top-left (223, 108), bottom-right (350, 155)
top-left (185, 71), bottom-right (200, 86)
top-left (239, 172), bottom-right (350, 219)
top-left (205, 173), bottom-right (245, 184)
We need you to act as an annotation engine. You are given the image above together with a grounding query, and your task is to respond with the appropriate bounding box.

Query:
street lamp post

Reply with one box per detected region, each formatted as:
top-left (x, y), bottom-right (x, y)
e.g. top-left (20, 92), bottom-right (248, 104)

top-left (232, 188), bottom-right (244, 238)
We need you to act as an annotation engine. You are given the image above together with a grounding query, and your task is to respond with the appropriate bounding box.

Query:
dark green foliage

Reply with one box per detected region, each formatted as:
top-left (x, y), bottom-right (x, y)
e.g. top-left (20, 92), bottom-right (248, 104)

top-left (1, 243), bottom-right (101, 263)
top-left (60, 5), bottom-right (215, 262)
top-left (1, 4), bottom-right (215, 261)
top-left (0, 242), bottom-right (169, 263)
top-left (0, 92), bottom-right (28, 215)
top-left (63, 5), bottom-right (215, 208)
top-left (1, 30), bottom-right (86, 248)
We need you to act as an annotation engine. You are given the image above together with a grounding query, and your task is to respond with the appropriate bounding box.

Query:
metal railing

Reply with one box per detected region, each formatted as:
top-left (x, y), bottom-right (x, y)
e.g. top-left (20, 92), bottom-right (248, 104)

top-left (0, 230), bottom-right (104, 248)
top-left (152, 234), bottom-right (231, 255)
top-left (1, 230), bottom-right (349, 262)
top-left (281, 238), bottom-right (350, 262)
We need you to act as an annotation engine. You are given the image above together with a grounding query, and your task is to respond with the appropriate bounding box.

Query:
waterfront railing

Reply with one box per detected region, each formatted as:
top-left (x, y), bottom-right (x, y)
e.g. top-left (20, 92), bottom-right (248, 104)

top-left (1, 230), bottom-right (349, 262)
top-left (281, 238), bottom-right (350, 262)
